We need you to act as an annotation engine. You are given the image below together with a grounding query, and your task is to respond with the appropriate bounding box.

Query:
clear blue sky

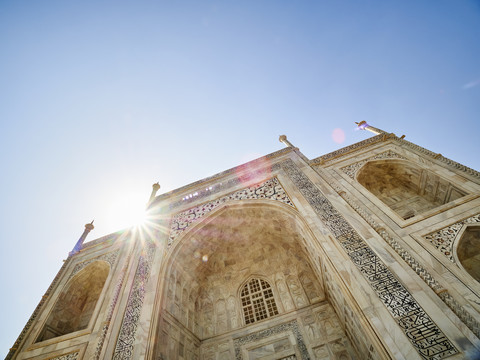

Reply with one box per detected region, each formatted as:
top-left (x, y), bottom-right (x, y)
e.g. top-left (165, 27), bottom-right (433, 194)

top-left (1, 0), bottom-right (479, 355)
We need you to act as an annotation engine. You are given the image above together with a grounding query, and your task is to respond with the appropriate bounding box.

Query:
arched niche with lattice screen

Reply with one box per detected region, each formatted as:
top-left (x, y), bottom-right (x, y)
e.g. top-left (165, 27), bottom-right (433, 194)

top-left (240, 278), bottom-right (279, 325)
top-left (357, 159), bottom-right (467, 220)
top-left (456, 225), bottom-right (480, 282)
top-left (36, 261), bottom-right (109, 343)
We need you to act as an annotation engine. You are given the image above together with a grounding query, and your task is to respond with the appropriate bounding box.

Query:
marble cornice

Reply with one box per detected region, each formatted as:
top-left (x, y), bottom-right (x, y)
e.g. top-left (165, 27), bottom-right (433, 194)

top-left (150, 147), bottom-right (295, 206)
top-left (309, 133), bottom-right (480, 186)
top-left (79, 231), bottom-right (124, 251)
top-left (309, 134), bottom-right (384, 166)
top-left (395, 137), bottom-right (480, 181)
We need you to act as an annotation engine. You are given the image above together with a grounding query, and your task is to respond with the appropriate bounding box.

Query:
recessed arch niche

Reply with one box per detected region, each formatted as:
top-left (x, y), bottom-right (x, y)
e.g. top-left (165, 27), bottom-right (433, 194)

top-left (356, 159), bottom-right (467, 220)
top-left (36, 260), bottom-right (109, 343)
top-left (153, 201), bottom-right (326, 358)
top-left (455, 225), bottom-right (480, 282)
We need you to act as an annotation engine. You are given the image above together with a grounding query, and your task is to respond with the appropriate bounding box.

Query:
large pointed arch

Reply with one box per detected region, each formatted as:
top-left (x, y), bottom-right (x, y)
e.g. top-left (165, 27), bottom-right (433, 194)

top-left (356, 159), bottom-right (467, 220)
top-left (453, 224), bottom-right (480, 282)
top-left (150, 199), bottom-right (334, 358)
top-left (36, 260), bottom-right (110, 343)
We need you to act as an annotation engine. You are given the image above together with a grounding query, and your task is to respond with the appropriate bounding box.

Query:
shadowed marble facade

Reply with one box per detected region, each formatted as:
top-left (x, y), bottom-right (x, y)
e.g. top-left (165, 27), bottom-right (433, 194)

top-left (7, 125), bottom-right (480, 360)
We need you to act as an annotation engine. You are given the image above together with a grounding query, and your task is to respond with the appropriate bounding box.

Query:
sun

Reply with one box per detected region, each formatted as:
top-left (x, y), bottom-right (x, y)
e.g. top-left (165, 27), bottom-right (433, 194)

top-left (105, 191), bottom-right (148, 231)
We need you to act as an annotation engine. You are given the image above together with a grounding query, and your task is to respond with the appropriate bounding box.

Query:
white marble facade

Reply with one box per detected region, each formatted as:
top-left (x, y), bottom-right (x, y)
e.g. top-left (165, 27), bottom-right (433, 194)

top-left (8, 130), bottom-right (480, 360)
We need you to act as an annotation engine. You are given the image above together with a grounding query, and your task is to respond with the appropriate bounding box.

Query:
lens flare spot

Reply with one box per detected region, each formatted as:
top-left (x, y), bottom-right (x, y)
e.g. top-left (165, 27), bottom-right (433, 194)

top-left (194, 251), bottom-right (200, 259)
top-left (202, 255), bottom-right (208, 262)
top-left (332, 128), bottom-right (345, 144)
top-left (235, 154), bottom-right (271, 185)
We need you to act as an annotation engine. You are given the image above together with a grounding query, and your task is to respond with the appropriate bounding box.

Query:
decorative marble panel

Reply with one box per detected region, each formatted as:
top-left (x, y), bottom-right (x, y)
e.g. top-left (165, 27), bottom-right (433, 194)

top-left (276, 159), bottom-right (458, 360)
top-left (322, 168), bottom-right (480, 340)
top-left (233, 320), bottom-right (308, 360)
top-left (113, 242), bottom-right (156, 360)
top-left (157, 315), bottom-right (200, 360)
top-left (340, 150), bottom-right (406, 179)
top-left (424, 214), bottom-right (480, 263)
top-left (93, 250), bottom-right (134, 359)
top-left (50, 352), bottom-right (79, 360)
top-left (168, 177), bottom-right (294, 247)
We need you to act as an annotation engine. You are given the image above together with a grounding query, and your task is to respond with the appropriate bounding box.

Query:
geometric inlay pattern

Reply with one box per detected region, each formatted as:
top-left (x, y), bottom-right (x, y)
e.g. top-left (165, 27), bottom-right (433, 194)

top-left (277, 159), bottom-right (458, 359)
top-left (233, 320), bottom-right (308, 360)
top-left (168, 177), bottom-right (294, 247)
top-left (424, 214), bottom-right (480, 263)
top-left (113, 242), bottom-right (156, 360)
top-left (340, 150), bottom-right (406, 179)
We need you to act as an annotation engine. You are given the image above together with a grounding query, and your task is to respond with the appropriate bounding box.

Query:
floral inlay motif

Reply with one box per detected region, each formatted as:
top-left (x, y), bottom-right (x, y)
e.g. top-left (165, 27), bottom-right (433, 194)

top-left (69, 250), bottom-right (118, 281)
top-left (340, 150), bottom-right (406, 179)
top-left (424, 214), bottom-right (480, 262)
top-left (113, 242), bottom-right (156, 360)
top-left (168, 177), bottom-right (294, 247)
top-left (50, 352), bottom-right (79, 360)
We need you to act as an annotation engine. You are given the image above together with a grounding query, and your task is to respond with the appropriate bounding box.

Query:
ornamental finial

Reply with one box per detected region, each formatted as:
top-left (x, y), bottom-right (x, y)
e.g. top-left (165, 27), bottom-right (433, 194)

top-left (355, 121), bottom-right (386, 135)
top-left (70, 220), bottom-right (95, 256)
top-left (279, 135), bottom-right (294, 148)
top-left (149, 182), bottom-right (161, 203)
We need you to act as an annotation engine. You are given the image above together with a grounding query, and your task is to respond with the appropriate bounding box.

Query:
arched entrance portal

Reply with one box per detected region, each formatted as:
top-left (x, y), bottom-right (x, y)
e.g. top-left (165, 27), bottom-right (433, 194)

top-left (357, 159), bottom-right (467, 220)
top-left (154, 202), bottom-right (357, 359)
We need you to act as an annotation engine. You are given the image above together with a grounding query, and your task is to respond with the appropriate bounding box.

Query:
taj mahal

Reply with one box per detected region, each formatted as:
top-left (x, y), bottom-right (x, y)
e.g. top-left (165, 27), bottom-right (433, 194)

top-left (7, 122), bottom-right (480, 360)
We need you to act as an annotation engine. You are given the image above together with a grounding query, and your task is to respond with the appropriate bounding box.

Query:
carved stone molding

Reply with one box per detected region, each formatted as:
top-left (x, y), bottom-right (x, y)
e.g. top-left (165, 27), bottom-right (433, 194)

top-left (113, 242), bottom-right (157, 360)
top-left (277, 159), bottom-right (458, 359)
top-left (424, 214), bottom-right (480, 263)
top-left (340, 150), bottom-right (406, 179)
top-left (439, 292), bottom-right (480, 337)
top-left (93, 249), bottom-right (134, 360)
top-left (168, 177), bottom-right (294, 247)
top-left (233, 320), bottom-right (308, 360)
top-left (49, 352), bottom-right (79, 360)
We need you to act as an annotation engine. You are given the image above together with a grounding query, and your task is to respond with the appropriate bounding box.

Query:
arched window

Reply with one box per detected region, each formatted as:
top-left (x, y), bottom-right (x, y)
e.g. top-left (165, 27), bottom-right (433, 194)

top-left (457, 226), bottom-right (480, 282)
top-left (240, 278), bottom-right (278, 324)
top-left (36, 261), bottom-right (109, 342)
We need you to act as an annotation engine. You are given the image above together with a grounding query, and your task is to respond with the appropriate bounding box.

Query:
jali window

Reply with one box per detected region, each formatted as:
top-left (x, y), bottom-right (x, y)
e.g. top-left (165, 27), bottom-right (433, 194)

top-left (241, 278), bottom-right (278, 324)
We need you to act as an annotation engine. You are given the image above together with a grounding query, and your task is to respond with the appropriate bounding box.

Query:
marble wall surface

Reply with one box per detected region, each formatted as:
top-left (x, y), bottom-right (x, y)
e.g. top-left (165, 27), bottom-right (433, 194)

top-left (9, 134), bottom-right (480, 360)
